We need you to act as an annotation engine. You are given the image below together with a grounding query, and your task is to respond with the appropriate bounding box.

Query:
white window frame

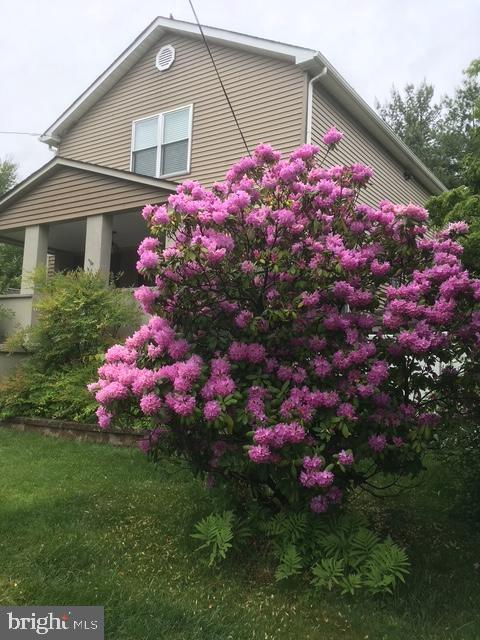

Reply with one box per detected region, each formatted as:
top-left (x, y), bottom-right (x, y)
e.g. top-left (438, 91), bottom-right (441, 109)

top-left (130, 104), bottom-right (193, 179)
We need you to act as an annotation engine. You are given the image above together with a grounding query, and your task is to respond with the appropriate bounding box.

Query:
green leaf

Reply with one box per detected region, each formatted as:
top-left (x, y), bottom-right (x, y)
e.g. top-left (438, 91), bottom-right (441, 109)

top-left (311, 557), bottom-right (345, 591)
top-left (275, 545), bottom-right (303, 581)
top-left (191, 511), bottom-right (234, 567)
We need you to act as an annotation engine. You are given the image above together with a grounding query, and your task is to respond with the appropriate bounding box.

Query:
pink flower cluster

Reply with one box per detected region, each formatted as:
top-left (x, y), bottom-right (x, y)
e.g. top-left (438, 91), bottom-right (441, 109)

top-left (322, 127), bottom-right (344, 146)
top-left (250, 421), bottom-right (306, 458)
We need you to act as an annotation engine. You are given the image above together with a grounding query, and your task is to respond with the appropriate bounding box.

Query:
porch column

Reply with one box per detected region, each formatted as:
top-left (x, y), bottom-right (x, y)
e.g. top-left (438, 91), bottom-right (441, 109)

top-left (84, 214), bottom-right (113, 278)
top-left (20, 224), bottom-right (49, 294)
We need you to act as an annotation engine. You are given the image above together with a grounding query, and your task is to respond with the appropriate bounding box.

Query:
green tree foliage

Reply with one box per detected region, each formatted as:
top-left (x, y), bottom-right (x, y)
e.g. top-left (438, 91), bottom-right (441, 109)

top-left (376, 81), bottom-right (444, 177)
top-left (439, 59), bottom-right (480, 186)
top-left (426, 60), bottom-right (480, 275)
top-left (376, 59), bottom-right (480, 188)
top-left (0, 157), bottom-right (22, 293)
top-left (0, 244), bottom-right (22, 293)
top-left (0, 157), bottom-right (17, 195)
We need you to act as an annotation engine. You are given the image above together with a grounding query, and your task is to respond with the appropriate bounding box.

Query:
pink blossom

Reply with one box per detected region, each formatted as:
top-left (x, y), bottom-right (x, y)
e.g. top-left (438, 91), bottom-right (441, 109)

top-left (134, 286), bottom-right (158, 313)
top-left (350, 163), bottom-right (373, 185)
top-left (141, 204), bottom-right (156, 220)
top-left (366, 361), bottom-right (389, 386)
top-left (140, 393), bottom-right (162, 416)
top-left (104, 345), bottom-right (137, 365)
top-left (241, 260), bottom-right (254, 273)
top-left (235, 310), bottom-right (253, 328)
top-left (248, 444), bottom-right (273, 464)
top-left (165, 393), bottom-right (196, 416)
top-left (204, 400), bottom-right (221, 421)
top-left (96, 406), bottom-right (113, 429)
top-left (368, 434), bottom-right (387, 453)
top-left (327, 486), bottom-right (343, 504)
top-left (290, 143), bottom-right (320, 161)
top-left (337, 450), bottom-right (354, 466)
top-left (337, 402), bottom-right (357, 421)
top-left (95, 381), bottom-right (129, 404)
top-left (310, 495), bottom-right (329, 513)
top-left (312, 356), bottom-right (332, 378)
top-left (247, 343), bottom-right (267, 363)
top-left (370, 259), bottom-right (391, 277)
top-left (247, 386), bottom-right (267, 423)
top-left (253, 143), bottom-right (282, 164)
top-left (168, 339), bottom-right (189, 359)
top-left (300, 291), bottom-right (320, 307)
top-left (303, 455), bottom-right (324, 470)
top-left (137, 250), bottom-right (159, 271)
top-left (322, 127), bottom-right (344, 146)
top-left (300, 469), bottom-right (334, 488)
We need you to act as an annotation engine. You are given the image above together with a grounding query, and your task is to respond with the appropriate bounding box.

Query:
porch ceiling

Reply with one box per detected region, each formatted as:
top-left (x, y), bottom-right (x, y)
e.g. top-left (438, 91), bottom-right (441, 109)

top-left (0, 211), bottom-right (150, 253)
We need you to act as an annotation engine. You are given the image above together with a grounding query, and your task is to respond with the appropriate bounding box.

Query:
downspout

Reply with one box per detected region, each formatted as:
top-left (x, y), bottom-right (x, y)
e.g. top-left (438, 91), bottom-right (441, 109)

top-left (306, 62), bottom-right (328, 144)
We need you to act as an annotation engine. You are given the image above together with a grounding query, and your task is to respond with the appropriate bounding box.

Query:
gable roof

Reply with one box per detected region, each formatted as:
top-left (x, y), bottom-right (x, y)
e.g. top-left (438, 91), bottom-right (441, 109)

top-left (39, 16), bottom-right (445, 195)
top-left (0, 156), bottom-right (176, 214)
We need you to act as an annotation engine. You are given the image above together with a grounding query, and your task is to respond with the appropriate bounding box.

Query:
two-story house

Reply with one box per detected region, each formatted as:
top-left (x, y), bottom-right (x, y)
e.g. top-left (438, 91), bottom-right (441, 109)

top-left (0, 15), bottom-right (445, 361)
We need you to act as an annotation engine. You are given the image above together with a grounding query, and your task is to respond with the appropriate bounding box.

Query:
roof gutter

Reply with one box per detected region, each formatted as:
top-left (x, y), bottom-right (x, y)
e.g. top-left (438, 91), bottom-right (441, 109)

top-left (306, 59), bottom-right (327, 144)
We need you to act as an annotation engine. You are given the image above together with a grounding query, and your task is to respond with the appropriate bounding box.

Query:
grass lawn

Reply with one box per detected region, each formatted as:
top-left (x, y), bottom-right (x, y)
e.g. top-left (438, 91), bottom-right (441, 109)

top-left (0, 429), bottom-right (478, 640)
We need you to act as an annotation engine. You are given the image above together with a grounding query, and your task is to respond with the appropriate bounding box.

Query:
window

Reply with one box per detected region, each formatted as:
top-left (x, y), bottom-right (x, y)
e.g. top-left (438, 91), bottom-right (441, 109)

top-left (131, 116), bottom-right (157, 177)
top-left (131, 106), bottom-right (192, 178)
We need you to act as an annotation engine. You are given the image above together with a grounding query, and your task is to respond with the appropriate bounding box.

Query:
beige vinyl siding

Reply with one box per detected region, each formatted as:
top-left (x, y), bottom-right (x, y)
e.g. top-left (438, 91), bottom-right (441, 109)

top-left (59, 34), bottom-right (307, 185)
top-left (0, 167), bottom-right (168, 230)
top-left (311, 87), bottom-right (431, 206)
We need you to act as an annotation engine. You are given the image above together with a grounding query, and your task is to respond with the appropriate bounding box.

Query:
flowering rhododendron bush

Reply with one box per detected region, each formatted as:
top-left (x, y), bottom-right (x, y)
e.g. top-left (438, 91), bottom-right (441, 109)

top-left (90, 130), bottom-right (480, 517)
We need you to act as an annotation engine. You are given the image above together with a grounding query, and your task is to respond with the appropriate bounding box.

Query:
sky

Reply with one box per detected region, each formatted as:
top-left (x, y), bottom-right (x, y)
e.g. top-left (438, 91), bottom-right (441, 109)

top-left (1, 0), bottom-right (479, 180)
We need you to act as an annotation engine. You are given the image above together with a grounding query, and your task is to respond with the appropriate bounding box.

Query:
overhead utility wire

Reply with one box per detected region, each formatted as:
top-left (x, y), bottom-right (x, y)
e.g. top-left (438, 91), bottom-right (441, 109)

top-left (187, 0), bottom-right (251, 157)
top-left (0, 131), bottom-right (41, 136)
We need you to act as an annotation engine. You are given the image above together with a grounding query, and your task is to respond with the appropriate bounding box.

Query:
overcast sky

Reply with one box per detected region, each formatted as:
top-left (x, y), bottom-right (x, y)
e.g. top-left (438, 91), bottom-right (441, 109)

top-left (1, 0), bottom-right (479, 179)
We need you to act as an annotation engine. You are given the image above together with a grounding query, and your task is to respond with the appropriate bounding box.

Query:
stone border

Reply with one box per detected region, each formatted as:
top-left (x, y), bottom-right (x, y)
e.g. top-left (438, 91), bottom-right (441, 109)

top-left (0, 417), bottom-right (144, 447)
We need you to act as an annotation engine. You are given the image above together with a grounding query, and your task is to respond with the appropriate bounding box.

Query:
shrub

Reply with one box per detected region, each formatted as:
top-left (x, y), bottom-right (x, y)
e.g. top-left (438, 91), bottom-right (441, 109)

top-left (19, 269), bottom-right (140, 371)
top-left (0, 270), bottom-right (141, 422)
top-left (0, 359), bottom-right (99, 422)
top-left (90, 133), bottom-right (479, 592)
top-left (92, 133), bottom-right (480, 513)
top-left (0, 304), bottom-right (14, 341)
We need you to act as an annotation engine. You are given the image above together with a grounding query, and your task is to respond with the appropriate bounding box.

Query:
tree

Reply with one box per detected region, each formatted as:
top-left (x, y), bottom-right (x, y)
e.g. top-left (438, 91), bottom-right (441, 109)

top-left (0, 158), bottom-right (22, 293)
top-left (89, 132), bottom-right (480, 521)
top-left (436, 58), bottom-right (480, 187)
top-left (375, 82), bottom-right (444, 179)
top-left (0, 157), bottom-right (17, 195)
top-left (426, 59), bottom-right (480, 274)
top-left (376, 60), bottom-right (480, 188)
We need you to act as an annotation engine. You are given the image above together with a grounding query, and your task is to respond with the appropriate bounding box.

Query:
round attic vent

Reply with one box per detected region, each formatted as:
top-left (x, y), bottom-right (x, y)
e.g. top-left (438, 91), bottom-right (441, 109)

top-left (155, 45), bottom-right (175, 71)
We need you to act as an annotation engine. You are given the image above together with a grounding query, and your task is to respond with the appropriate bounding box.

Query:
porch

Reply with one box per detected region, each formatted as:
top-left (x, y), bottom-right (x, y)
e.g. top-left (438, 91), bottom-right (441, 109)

top-left (0, 156), bottom-right (175, 344)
